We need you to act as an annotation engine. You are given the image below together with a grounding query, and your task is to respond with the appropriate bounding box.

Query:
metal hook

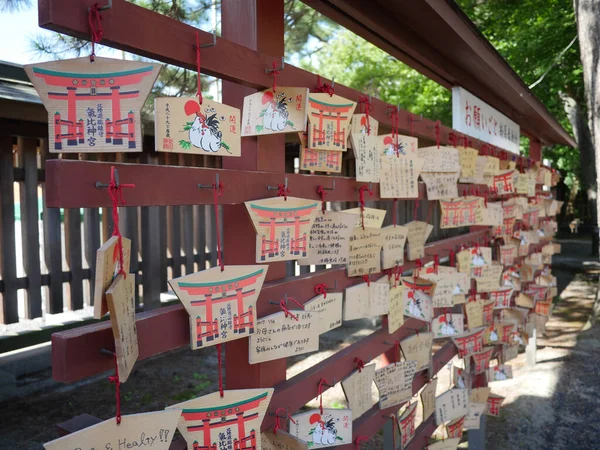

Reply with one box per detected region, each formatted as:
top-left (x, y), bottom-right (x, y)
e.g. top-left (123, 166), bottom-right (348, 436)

top-left (322, 280), bottom-right (338, 291)
top-left (322, 179), bottom-right (336, 191)
top-left (355, 182), bottom-right (372, 192)
top-left (330, 77), bottom-right (335, 88)
top-left (100, 348), bottom-right (115, 357)
top-left (267, 177), bottom-right (288, 192)
top-left (410, 113), bottom-right (424, 122)
top-left (198, 173), bottom-right (219, 189)
top-left (265, 56), bottom-right (285, 74)
top-left (269, 293), bottom-right (289, 306)
top-left (194, 28), bottom-right (217, 49)
top-left (89, 0), bottom-right (112, 11)
top-left (321, 378), bottom-right (336, 387)
top-left (95, 168), bottom-right (119, 189)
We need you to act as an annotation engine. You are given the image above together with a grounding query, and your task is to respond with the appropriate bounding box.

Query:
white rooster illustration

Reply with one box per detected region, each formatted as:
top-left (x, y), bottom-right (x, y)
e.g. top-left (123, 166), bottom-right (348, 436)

top-left (261, 91), bottom-right (292, 132)
top-left (382, 136), bottom-right (405, 156)
top-left (438, 315), bottom-right (458, 336)
top-left (182, 101), bottom-right (226, 153)
top-left (309, 413), bottom-right (338, 446)
top-left (407, 290), bottom-right (424, 319)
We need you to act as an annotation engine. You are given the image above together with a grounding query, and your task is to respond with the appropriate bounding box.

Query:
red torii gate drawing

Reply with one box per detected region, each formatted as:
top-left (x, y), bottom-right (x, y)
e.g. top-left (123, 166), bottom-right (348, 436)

top-left (461, 198), bottom-right (480, 225)
top-left (453, 328), bottom-right (484, 358)
top-left (526, 285), bottom-right (549, 302)
top-left (500, 246), bottom-right (516, 266)
top-left (472, 347), bottom-right (493, 374)
top-left (482, 301), bottom-right (495, 324)
top-left (487, 395), bottom-right (504, 417)
top-left (493, 171), bottom-right (514, 194)
top-left (31, 65), bottom-right (154, 149)
top-left (490, 288), bottom-right (513, 309)
top-left (176, 269), bottom-right (264, 346)
top-left (535, 301), bottom-right (552, 316)
top-left (182, 391), bottom-right (270, 450)
top-left (308, 97), bottom-right (354, 149)
top-left (249, 202), bottom-right (319, 260)
top-left (446, 416), bottom-right (465, 439)
top-left (399, 404), bottom-right (417, 448)
top-left (502, 324), bottom-right (516, 344)
top-left (441, 199), bottom-right (462, 227)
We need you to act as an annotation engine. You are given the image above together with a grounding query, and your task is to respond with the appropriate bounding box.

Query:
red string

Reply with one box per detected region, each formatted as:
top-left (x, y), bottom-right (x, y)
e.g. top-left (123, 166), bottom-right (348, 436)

top-left (280, 300), bottom-right (299, 321)
top-left (314, 75), bottom-right (334, 96)
top-left (273, 408), bottom-right (296, 434)
top-left (358, 96), bottom-right (372, 135)
top-left (354, 357), bottom-right (365, 372)
top-left (270, 61), bottom-right (280, 93)
top-left (108, 354), bottom-right (121, 425)
top-left (393, 198), bottom-right (397, 227)
top-left (415, 259), bottom-right (422, 279)
top-left (317, 378), bottom-right (327, 414)
top-left (394, 265), bottom-right (403, 288)
top-left (387, 106), bottom-right (400, 156)
top-left (435, 120), bottom-right (441, 148)
top-left (363, 274), bottom-right (371, 286)
top-left (195, 31), bottom-right (203, 105)
top-left (212, 181), bottom-right (225, 271)
top-left (449, 132), bottom-right (457, 147)
top-left (393, 340), bottom-right (401, 363)
top-left (426, 201), bottom-right (436, 224)
top-left (88, 3), bottom-right (104, 63)
top-left (277, 183), bottom-right (290, 201)
top-left (107, 167), bottom-right (134, 278)
top-left (449, 250), bottom-right (456, 267)
top-left (358, 184), bottom-right (372, 229)
top-left (355, 436), bottom-right (370, 450)
top-left (317, 185), bottom-right (327, 214)
top-left (314, 283), bottom-right (328, 299)
top-left (413, 199), bottom-right (419, 221)
top-left (433, 254), bottom-right (439, 274)
top-left (217, 343), bottom-right (224, 397)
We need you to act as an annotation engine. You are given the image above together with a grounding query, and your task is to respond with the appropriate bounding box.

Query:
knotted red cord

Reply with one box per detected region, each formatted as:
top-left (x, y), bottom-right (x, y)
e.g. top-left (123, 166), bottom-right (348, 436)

top-left (355, 436), bottom-right (370, 449)
top-left (108, 354), bottom-right (121, 425)
top-left (449, 132), bottom-right (457, 147)
top-left (354, 357), bottom-right (365, 372)
top-left (273, 408), bottom-right (296, 435)
top-left (435, 120), bottom-right (441, 148)
top-left (317, 378), bottom-right (328, 414)
top-left (433, 254), bottom-right (439, 274)
top-left (88, 3), bottom-right (104, 63)
top-left (270, 61), bottom-right (280, 93)
top-left (317, 185), bottom-right (327, 213)
top-left (314, 283), bottom-right (328, 299)
top-left (393, 340), bottom-right (401, 363)
top-left (394, 265), bottom-right (403, 288)
top-left (280, 300), bottom-right (299, 321)
top-left (387, 106), bottom-right (400, 156)
top-left (415, 259), bottom-right (422, 279)
top-left (277, 183), bottom-right (290, 201)
top-left (212, 181), bottom-right (225, 271)
top-left (217, 343), bottom-right (224, 397)
top-left (449, 249), bottom-right (456, 268)
top-left (314, 75), bottom-right (335, 96)
top-left (363, 274), bottom-right (370, 287)
top-left (358, 96), bottom-right (372, 135)
top-left (358, 184), bottom-right (372, 229)
top-left (107, 167), bottom-right (134, 280)
top-left (195, 31), bottom-right (203, 104)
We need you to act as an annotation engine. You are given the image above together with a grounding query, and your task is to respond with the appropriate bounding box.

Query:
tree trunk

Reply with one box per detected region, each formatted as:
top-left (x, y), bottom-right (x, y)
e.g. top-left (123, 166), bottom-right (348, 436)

top-left (574, 0), bottom-right (600, 254)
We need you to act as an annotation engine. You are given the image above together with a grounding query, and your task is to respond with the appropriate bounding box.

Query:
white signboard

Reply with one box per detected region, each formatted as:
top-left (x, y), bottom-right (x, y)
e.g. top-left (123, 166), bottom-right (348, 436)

top-left (452, 87), bottom-right (520, 154)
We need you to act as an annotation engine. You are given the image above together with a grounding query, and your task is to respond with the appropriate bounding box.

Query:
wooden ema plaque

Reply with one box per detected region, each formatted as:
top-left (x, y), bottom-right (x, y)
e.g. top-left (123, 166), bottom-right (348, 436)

top-left (93, 236), bottom-right (132, 319)
top-left (426, 438), bottom-right (461, 450)
top-left (343, 279), bottom-right (389, 320)
top-left (25, 57), bottom-right (161, 153)
top-left (154, 97), bottom-right (241, 156)
top-left (471, 347), bottom-right (494, 374)
top-left (381, 225), bottom-right (408, 269)
top-left (261, 430), bottom-right (308, 450)
top-left (420, 172), bottom-right (460, 200)
top-left (480, 201), bottom-right (504, 227)
top-left (457, 146), bottom-right (479, 178)
top-left (343, 207), bottom-right (387, 228)
top-left (245, 197), bottom-right (320, 263)
top-left (349, 113), bottom-right (380, 137)
top-left (106, 274), bottom-right (138, 382)
top-left (482, 299), bottom-right (496, 324)
top-left (440, 197), bottom-right (484, 229)
top-left (491, 287), bottom-right (514, 309)
top-left (492, 170), bottom-right (516, 195)
top-left (486, 394), bottom-right (504, 417)
top-left (459, 155), bottom-right (486, 184)
top-left (299, 130), bottom-right (343, 173)
top-left (352, 133), bottom-right (380, 182)
top-left (307, 94), bottom-right (357, 151)
top-left (432, 313), bottom-right (464, 339)
top-left (290, 409), bottom-right (353, 448)
top-left (434, 388), bottom-right (469, 425)
top-left (43, 410), bottom-right (181, 450)
top-left (374, 361), bottom-right (417, 409)
top-left (422, 266), bottom-right (458, 308)
top-left (169, 265), bottom-right (268, 349)
top-left (249, 310), bottom-right (320, 364)
top-left (398, 402), bottom-right (417, 448)
top-left (464, 403), bottom-right (487, 430)
top-left (341, 364), bottom-right (376, 420)
top-left (167, 388), bottom-right (273, 450)
top-left (405, 221), bottom-right (433, 260)
top-left (387, 284), bottom-right (405, 334)
top-left (401, 277), bottom-right (435, 322)
top-left (470, 387), bottom-right (491, 404)
top-left (298, 211), bottom-right (358, 266)
top-left (304, 293), bottom-right (343, 334)
top-left (241, 87), bottom-right (309, 136)
top-left (472, 263), bottom-right (504, 293)
top-left (499, 244), bottom-right (518, 266)
top-left (452, 366), bottom-right (467, 388)
top-left (400, 332), bottom-right (433, 372)
top-left (488, 364), bottom-right (513, 381)
top-left (420, 378), bottom-right (438, 421)
top-left (347, 227), bottom-right (383, 277)
top-left (451, 327), bottom-right (485, 358)
top-left (379, 153), bottom-right (426, 199)
top-left (378, 133), bottom-right (418, 156)
top-left (445, 415), bottom-right (465, 439)
top-left (465, 300), bottom-right (484, 329)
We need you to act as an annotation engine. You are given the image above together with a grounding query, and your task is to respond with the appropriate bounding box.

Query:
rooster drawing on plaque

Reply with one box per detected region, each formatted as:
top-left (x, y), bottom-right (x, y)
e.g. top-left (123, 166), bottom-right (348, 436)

top-left (471, 248), bottom-right (486, 266)
top-left (438, 315), bottom-right (459, 336)
top-left (455, 368), bottom-right (466, 388)
top-left (383, 136), bottom-right (406, 156)
top-left (258, 91), bottom-right (294, 133)
top-left (309, 412), bottom-right (342, 446)
top-left (407, 290), bottom-right (425, 319)
top-left (180, 100), bottom-right (231, 153)
top-left (493, 366), bottom-right (508, 380)
top-left (489, 329), bottom-right (499, 342)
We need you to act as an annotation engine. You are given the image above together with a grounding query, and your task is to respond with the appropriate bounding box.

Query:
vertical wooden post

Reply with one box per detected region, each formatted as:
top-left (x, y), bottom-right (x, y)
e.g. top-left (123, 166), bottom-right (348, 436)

top-left (221, 0), bottom-right (288, 389)
top-left (529, 139), bottom-right (542, 162)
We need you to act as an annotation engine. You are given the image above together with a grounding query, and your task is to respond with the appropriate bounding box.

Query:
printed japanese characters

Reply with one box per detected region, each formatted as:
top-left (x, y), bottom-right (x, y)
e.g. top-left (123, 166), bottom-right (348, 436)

top-left (43, 410), bottom-right (181, 450)
top-left (290, 409), bottom-right (353, 448)
top-left (25, 57), bottom-right (161, 153)
top-left (242, 87), bottom-right (309, 136)
top-left (155, 97), bottom-right (241, 156)
top-left (245, 197), bottom-right (320, 263)
top-left (298, 211), bottom-right (358, 265)
top-left (167, 389), bottom-right (273, 450)
top-left (169, 265), bottom-right (268, 349)
top-left (307, 94), bottom-right (357, 151)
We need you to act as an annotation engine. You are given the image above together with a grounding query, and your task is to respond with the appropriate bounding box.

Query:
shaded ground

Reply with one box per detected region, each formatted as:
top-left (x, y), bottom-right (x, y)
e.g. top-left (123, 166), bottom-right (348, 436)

top-left (1, 234), bottom-right (598, 449)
